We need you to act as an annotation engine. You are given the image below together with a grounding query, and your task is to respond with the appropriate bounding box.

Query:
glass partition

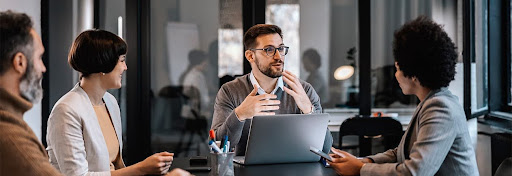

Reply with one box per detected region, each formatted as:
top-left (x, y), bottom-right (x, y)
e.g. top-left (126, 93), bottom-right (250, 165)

top-left (148, 0), bottom-right (242, 157)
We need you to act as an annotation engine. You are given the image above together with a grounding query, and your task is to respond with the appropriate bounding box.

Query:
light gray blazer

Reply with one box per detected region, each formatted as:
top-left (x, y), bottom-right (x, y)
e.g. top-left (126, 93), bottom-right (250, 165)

top-left (361, 88), bottom-right (479, 176)
top-left (46, 83), bottom-right (124, 176)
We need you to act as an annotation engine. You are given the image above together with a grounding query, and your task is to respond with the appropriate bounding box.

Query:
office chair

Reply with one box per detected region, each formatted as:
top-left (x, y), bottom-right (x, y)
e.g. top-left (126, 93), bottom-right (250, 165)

top-left (176, 86), bottom-right (209, 156)
top-left (338, 116), bottom-right (403, 157)
top-left (491, 133), bottom-right (512, 175)
top-left (495, 157), bottom-right (512, 176)
top-left (156, 86), bottom-right (186, 132)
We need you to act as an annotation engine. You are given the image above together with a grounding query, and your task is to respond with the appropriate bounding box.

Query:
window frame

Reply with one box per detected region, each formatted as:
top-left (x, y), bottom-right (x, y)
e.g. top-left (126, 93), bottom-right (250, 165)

top-left (480, 0), bottom-right (512, 121)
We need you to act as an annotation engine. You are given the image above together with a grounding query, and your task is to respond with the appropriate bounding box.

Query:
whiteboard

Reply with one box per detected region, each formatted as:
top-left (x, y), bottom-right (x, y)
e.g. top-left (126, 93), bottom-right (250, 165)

top-left (166, 22), bottom-right (200, 85)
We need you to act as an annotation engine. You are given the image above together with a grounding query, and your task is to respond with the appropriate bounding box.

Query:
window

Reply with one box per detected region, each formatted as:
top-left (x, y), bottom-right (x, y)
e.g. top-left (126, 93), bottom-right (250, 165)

top-left (369, 0), bottom-right (463, 119)
top-left (266, 0), bottom-right (300, 75)
top-left (510, 0), bottom-right (512, 106)
top-left (472, 0), bottom-right (489, 113)
top-left (219, 0), bottom-right (244, 77)
top-left (264, 0), bottom-right (361, 113)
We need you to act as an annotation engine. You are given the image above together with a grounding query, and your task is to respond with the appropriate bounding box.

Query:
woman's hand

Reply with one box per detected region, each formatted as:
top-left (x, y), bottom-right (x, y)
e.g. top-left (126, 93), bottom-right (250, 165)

top-left (327, 149), bottom-right (364, 176)
top-left (166, 168), bottom-right (192, 176)
top-left (135, 152), bottom-right (174, 175)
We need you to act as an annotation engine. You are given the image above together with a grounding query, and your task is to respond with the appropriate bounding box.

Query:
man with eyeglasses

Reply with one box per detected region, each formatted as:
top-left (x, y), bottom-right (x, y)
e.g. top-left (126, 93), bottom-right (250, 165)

top-left (211, 24), bottom-right (330, 156)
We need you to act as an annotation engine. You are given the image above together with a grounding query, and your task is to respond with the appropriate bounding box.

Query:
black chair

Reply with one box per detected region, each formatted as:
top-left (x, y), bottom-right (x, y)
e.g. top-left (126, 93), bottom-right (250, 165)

top-left (175, 86), bottom-right (209, 157)
top-left (495, 157), bottom-right (512, 176)
top-left (491, 133), bottom-right (512, 175)
top-left (157, 86), bottom-right (187, 131)
top-left (338, 116), bottom-right (403, 157)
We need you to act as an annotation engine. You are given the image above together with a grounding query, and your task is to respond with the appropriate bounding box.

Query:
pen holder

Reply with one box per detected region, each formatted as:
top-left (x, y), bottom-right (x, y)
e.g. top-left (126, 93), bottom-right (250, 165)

top-left (209, 152), bottom-right (234, 176)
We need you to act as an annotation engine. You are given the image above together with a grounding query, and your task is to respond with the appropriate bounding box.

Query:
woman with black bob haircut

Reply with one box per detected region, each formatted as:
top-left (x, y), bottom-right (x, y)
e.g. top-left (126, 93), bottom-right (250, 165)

top-left (46, 29), bottom-right (190, 176)
top-left (327, 16), bottom-right (479, 176)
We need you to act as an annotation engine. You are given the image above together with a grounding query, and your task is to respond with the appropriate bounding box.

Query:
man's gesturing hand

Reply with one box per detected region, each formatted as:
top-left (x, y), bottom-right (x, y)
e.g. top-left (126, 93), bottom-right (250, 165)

top-left (234, 84), bottom-right (281, 121)
top-left (282, 70), bottom-right (314, 114)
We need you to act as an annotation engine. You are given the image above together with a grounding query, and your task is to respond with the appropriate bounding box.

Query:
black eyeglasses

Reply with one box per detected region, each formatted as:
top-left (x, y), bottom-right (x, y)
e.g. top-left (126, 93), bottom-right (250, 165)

top-left (250, 46), bottom-right (289, 57)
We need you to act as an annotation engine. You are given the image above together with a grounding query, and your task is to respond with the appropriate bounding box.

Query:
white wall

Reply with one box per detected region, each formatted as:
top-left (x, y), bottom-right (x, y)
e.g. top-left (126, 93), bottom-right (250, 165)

top-left (0, 0), bottom-right (43, 140)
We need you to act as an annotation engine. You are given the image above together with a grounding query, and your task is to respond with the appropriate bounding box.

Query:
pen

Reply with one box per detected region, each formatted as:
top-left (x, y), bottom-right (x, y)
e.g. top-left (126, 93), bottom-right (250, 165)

top-left (222, 135), bottom-right (229, 153)
top-left (220, 136), bottom-right (225, 150)
top-left (209, 140), bottom-right (222, 153)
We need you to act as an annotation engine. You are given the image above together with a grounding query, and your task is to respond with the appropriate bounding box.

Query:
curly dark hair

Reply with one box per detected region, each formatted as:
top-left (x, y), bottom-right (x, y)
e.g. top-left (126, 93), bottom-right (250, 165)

top-left (393, 16), bottom-right (458, 90)
top-left (0, 10), bottom-right (34, 75)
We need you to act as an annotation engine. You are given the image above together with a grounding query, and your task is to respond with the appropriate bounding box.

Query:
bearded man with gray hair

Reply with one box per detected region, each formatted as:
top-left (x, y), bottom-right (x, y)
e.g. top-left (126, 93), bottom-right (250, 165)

top-left (0, 10), bottom-right (62, 175)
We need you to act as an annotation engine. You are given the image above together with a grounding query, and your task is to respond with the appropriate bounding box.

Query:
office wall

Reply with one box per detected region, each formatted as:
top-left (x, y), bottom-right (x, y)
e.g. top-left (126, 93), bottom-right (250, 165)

top-left (0, 0), bottom-right (43, 140)
top-left (299, 0), bottom-right (330, 83)
top-left (48, 0), bottom-right (76, 112)
top-left (48, 0), bottom-right (94, 111)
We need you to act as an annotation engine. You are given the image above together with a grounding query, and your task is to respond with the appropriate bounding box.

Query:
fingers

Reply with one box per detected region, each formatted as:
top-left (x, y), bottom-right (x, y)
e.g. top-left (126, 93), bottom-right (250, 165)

top-left (282, 86), bottom-right (297, 97)
top-left (158, 156), bottom-right (174, 162)
top-left (157, 162), bottom-right (166, 167)
top-left (255, 94), bottom-right (277, 100)
top-left (249, 84), bottom-right (258, 96)
top-left (283, 71), bottom-right (301, 87)
top-left (260, 105), bottom-right (280, 111)
top-left (282, 75), bottom-right (301, 92)
top-left (254, 112), bottom-right (276, 116)
top-left (258, 99), bottom-right (280, 105)
top-left (330, 153), bottom-right (342, 158)
top-left (338, 150), bottom-right (356, 158)
top-left (158, 152), bottom-right (174, 156)
top-left (330, 147), bottom-right (345, 157)
top-left (331, 157), bottom-right (348, 163)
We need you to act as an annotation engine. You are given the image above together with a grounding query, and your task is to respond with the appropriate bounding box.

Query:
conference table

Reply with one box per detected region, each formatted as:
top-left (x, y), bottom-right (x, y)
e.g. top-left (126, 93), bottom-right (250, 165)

top-left (170, 157), bottom-right (338, 176)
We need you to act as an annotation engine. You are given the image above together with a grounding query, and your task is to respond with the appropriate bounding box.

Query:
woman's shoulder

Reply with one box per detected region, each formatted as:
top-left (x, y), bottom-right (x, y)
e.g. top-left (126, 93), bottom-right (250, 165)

top-left (423, 89), bottom-right (461, 109)
top-left (53, 88), bottom-right (88, 110)
top-left (419, 89), bottom-right (465, 121)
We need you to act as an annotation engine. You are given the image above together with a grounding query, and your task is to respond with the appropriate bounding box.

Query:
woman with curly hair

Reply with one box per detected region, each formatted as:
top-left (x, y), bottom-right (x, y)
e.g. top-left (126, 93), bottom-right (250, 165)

top-left (328, 16), bottom-right (479, 176)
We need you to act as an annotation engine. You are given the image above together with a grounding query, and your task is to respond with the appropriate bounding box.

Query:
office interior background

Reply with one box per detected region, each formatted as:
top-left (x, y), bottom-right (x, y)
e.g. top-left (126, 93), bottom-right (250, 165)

top-left (1, 0), bottom-right (511, 175)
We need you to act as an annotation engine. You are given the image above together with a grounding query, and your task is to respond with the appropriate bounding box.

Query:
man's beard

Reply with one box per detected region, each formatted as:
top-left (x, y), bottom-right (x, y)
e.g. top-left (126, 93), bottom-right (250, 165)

top-left (19, 59), bottom-right (43, 104)
top-left (254, 55), bottom-right (284, 78)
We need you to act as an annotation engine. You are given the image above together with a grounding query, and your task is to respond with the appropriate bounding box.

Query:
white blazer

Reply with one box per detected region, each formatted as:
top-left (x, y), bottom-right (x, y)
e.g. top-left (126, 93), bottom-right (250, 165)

top-left (46, 83), bottom-right (124, 176)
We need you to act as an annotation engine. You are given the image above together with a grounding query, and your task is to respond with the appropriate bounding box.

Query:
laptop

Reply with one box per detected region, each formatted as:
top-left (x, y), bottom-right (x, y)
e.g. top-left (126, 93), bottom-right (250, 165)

top-left (233, 113), bottom-right (329, 165)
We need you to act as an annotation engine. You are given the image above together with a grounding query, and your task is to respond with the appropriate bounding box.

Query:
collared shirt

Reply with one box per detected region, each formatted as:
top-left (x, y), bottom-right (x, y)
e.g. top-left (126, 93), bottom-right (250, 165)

top-left (249, 72), bottom-right (283, 95)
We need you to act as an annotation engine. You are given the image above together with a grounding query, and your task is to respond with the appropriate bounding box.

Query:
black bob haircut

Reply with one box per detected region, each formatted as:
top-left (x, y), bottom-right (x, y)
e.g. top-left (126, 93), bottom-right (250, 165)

top-left (68, 29), bottom-right (127, 78)
top-left (393, 16), bottom-right (458, 90)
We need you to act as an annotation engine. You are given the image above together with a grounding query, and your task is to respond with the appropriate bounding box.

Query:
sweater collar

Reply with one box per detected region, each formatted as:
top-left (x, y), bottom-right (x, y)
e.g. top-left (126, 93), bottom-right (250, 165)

top-left (0, 88), bottom-right (33, 118)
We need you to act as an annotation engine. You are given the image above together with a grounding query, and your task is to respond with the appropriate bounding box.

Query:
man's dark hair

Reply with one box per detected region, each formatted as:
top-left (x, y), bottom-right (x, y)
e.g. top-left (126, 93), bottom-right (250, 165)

top-left (68, 29), bottom-right (127, 78)
top-left (243, 24), bottom-right (283, 50)
top-left (393, 16), bottom-right (457, 90)
top-left (303, 48), bottom-right (321, 69)
top-left (179, 49), bottom-right (207, 84)
top-left (0, 10), bottom-right (34, 75)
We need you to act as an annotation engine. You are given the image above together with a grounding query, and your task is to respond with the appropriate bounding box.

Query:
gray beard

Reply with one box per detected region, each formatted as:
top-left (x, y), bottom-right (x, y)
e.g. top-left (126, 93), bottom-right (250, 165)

top-left (19, 65), bottom-right (43, 103)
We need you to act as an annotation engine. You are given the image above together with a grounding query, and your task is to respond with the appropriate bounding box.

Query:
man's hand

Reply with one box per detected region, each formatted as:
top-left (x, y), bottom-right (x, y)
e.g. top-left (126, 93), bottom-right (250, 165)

top-left (327, 149), bottom-right (364, 176)
top-left (234, 84), bottom-right (281, 121)
top-left (282, 70), bottom-right (314, 113)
